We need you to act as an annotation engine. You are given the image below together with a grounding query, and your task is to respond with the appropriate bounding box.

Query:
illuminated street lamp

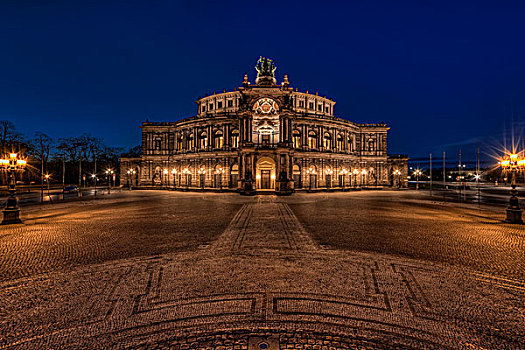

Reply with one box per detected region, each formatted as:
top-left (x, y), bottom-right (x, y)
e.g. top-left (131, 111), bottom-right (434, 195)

top-left (413, 169), bottom-right (422, 190)
top-left (126, 169), bottom-right (136, 190)
top-left (171, 168), bottom-right (177, 189)
top-left (352, 168), bottom-right (359, 189)
top-left (0, 153), bottom-right (27, 224)
top-left (499, 153), bottom-right (524, 224)
top-left (325, 168), bottom-right (333, 189)
top-left (215, 167), bottom-right (224, 191)
top-left (92, 174), bottom-right (98, 195)
top-left (361, 169), bottom-right (367, 188)
top-left (306, 166), bottom-right (317, 191)
top-left (163, 168), bottom-right (169, 188)
top-left (340, 168), bottom-right (348, 190)
top-left (197, 167), bottom-right (206, 190)
top-left (44, 174), bottom-right (51, 196)
top-left (183, 168), bottom-right (190, 190)
top-left (393, 169), bottom-right (402, 189)
top-left (105, 168), bottom-right (114, 194)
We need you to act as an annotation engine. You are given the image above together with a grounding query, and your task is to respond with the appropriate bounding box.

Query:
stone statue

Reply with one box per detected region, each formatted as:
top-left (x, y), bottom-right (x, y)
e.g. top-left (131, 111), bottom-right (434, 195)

top-left (255, 57), bottom-right (277, 85)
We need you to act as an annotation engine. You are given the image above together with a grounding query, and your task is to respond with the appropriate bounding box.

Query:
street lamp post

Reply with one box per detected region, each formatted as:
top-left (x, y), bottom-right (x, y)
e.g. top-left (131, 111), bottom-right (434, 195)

top-left (0, 153), bottom-right (27, 224)
top-left (105, 169), bottom-right (114, 194)
top-left (163, 169), bottom-right (169, 188)
top-left (499, 153), bottom-right (524, 224)
top-left (171, 169), bottom-right (177, 189)
top-left (361, 169), bottom-right (367, 188)
top-left (183, 168), bottom-right (190, 191)
top-left (44, 174), bottom-right (50, 197)
top-left (126, 169), bottom-right (136, 190)
top-left (340, 168), bottom-right (348, 190)
top-left (393, 169), bottom-right (401, 189)
top-left (352, 169), bottom-right (359, 189)
top-left (215, 167), bottom-right (224, 191)
top-left (92, 174), bottom-right (97, 196)
top-left (306, 167), bottom-right (316, 192)
top-left (413, 169), bottom-right (422, 190)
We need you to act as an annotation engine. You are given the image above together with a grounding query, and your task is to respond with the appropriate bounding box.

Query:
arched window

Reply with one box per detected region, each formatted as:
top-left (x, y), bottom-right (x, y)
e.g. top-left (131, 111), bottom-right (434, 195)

top-left (323, 132), bottom-right (332, 149)
top-left (214, 130), bottom-right (224, 148)
top-left (199, 132), bottom-right (208, 149)
top-left (337, 134), bottom-right (344, 150)
top-left (177, 134), bottom-right (183, 151)
top-left (368, 138), bottom-right (375, 151)
top-left (231, 129), bottom-right (239, 148)
top-left (292, 130), bottom-right (301, 148)
top-left (187, 133), bottom-right (194, 150)
top-left (308, 131), bottom-right (317, 149)
top-left (348, 135), bottom-right (354, 152)
top-left (154, 139), bottom-right (161, 151)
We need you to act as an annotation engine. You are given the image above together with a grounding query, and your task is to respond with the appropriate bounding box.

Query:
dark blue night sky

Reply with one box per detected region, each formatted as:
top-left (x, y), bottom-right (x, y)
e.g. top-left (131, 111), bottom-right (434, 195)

top-left (1, 0), bottom-right (524, 164)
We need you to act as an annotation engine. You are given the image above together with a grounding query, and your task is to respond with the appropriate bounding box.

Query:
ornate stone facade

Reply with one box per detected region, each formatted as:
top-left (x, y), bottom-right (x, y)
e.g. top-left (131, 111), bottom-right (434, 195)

top-left (121, 58), bottom-right (408, 194)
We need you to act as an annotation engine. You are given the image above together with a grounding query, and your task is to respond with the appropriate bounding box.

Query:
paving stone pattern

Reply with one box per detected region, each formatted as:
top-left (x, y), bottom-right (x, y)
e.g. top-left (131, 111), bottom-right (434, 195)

top-left (0, 191), bottom-right (523, 349)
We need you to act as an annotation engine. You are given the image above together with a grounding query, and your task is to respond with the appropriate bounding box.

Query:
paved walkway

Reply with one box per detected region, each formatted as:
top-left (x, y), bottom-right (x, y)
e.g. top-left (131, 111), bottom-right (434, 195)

top-left (0, 193), bottom-right (523, 349)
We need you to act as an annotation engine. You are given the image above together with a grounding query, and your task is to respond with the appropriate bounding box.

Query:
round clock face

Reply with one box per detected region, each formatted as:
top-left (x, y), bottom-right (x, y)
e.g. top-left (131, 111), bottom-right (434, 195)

top-left (253, 98), bottom-right (279, 114)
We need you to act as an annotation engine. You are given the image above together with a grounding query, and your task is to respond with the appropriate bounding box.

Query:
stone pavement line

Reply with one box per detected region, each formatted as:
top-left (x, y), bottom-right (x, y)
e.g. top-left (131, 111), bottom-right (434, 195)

top-left (209, 197), bottom-right (319, 253)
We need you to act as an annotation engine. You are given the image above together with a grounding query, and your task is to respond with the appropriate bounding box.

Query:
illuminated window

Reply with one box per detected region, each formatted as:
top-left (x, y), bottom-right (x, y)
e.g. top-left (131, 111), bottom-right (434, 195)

top-left (154, 139), bottom-right (161, 150)
top-left (187, 134), bottom-right (194, 149)
top-left (231, 130), bottom-right (239, 148)
top-left (323, 132), bottom-right (332, 149)
top-left (214, 130), bottom-right (223, 148)
top-left (200, 132), bottom-right (208, 149)
top-left (348, 135), bottom-right (354, 152)
top-left (177, 134), bottom-right (183, 150)
top-left (308, 131), bottom-right (317, 149)
top-left (337, 134), bottom-right (344, 150)
top-left (292, 130), bottom-right (301, 148)
top-left (368, 139), bottom-right (375, 151)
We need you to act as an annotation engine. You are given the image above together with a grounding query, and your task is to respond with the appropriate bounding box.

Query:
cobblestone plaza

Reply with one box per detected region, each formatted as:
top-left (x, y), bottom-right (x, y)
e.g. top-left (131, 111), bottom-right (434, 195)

top-left (0, 191), bottom-right (524, 349)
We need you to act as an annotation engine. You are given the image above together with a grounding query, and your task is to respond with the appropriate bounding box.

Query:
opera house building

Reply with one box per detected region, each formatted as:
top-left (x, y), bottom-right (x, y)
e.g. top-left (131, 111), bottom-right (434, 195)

top-left (121, 58), bottom-right (408, 195)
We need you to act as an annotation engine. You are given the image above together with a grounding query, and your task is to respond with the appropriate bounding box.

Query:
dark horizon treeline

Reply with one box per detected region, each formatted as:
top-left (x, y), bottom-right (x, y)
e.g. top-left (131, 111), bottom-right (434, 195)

top-left (0, 120), bottom-right (140, 187)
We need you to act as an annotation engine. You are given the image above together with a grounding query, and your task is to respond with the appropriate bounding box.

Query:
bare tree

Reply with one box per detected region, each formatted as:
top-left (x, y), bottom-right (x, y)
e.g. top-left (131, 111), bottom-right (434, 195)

top-left (31, 132), bottom-right (53, 202)
top-left (0, 120), bottom-right (23, 154)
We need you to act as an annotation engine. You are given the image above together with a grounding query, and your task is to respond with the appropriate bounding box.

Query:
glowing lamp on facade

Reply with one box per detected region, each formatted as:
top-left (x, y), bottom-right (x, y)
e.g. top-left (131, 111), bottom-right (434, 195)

top-left (361, 169), bottom-right (367, 175)
top-left (163, 169), bottom-right (168, 175)
top-left (270, 174), bottom-right (276, 180)
top-left (171, 169), bottom-right (177, 174)
top-left (9, 153), bottom-right (17, 159)
top-left (16, 159), bottom-right (27, 166)
top-left (256, 174), bottom-right (261, 180)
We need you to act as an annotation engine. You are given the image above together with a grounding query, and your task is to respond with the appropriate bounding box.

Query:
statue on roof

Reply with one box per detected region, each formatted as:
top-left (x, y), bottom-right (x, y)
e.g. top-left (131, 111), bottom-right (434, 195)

top-left (255, 56), bottom-right (277, 85)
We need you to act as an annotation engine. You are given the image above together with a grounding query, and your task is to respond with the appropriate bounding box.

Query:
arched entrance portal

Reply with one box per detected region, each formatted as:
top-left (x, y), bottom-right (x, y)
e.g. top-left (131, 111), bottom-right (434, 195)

top-left (256, 157), bottom-right (276, 191)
